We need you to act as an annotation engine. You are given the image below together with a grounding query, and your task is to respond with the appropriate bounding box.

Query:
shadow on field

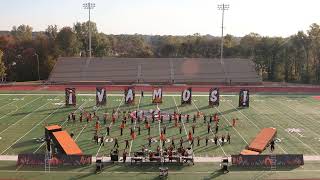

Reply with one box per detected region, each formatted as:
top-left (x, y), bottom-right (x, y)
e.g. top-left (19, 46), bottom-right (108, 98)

top-left (9, 106), bottom-right (95, 117)
top-left (229, 165), bottom-right (300, 171)
top-left (12, 139), bottom-right (36, 148)
top-left (217, 108), bottom-right (239, 116)
top-left (202, 169), bottom-right (225, 180)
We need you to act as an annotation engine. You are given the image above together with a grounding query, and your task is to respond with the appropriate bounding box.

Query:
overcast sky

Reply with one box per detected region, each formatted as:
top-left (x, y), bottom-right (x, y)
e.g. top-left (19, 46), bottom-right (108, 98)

top-left (0, 0), bottom-right (319, 37)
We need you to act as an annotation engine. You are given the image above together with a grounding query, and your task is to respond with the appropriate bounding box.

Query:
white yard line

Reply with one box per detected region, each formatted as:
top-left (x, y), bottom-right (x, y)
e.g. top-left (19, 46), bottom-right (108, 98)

top-left (1, 103), bottom-right (64, 155)
top-left (95, 97), bottom-right (124, 157)
top-left (128, 96), bottom-right (141, 156)
top-left (33, 101), bottom-right (88, 154)
top-left (0, 96), bottom-right (43, 120)
top-left (251, 97), bottom-right (319, 155)
top-left (191, 100), bottom-right (227, 156)
top-left (172, 96), bottom-right (195, 157)
top-left (0, 100), bottom-right (17, 110)
top-left (274, 98), bottom-right (319, 122)
top-left (268, 98), bottom-right (320, 138)
top-left (222, 97), bottom-right (287, 154)
top-left (0, 96), bottom-right (47, 135)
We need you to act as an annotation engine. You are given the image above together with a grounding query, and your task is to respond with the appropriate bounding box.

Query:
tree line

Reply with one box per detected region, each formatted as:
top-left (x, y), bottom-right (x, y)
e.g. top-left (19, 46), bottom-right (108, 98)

top-left (0, 22), bottom-right (320, 83)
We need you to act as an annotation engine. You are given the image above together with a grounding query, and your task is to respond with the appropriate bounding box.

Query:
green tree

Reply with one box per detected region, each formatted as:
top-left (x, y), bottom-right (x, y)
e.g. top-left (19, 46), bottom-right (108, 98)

top-left (0, 50), bottom-right (6, 82)
top-left (56, 27), bottom-right (80, 56)
top-left (11, 25), bottom-right (33, 42)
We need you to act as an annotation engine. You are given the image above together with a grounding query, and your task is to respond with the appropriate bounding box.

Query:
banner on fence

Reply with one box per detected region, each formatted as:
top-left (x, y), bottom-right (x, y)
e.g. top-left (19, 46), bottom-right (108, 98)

top-left (17, 154), bottom-right (92, 166)
top-left (231, 154), bottom-right (304, 167)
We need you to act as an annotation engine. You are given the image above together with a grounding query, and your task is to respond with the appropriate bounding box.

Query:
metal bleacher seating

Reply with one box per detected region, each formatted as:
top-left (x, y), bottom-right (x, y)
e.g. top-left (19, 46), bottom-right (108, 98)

top-left (48, 57), bottom-right (261, 84)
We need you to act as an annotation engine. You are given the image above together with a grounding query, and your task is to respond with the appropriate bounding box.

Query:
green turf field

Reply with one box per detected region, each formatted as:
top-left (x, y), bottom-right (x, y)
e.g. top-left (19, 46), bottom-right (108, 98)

top-left (1, 91), bottom-right (320, 179)
top-left (0, 92), bottom-right (320, 157)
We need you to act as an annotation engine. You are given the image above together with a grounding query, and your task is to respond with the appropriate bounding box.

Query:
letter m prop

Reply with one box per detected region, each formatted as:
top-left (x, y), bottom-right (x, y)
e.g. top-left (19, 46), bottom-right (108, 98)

top-left (152, 87), bottom-right (163, 104)
top-left (209, 88), bottom-right (219, 106)
top-left (181, 88), bottom-right (192, 105)
top-left (125, 87), bottom-right (135, 105)
top-left (96, 87), bottom-right (107, 106)
top-left (65, 88), bottom-right (76, 106)
top-left (239, 89), bottom-right (249, 108)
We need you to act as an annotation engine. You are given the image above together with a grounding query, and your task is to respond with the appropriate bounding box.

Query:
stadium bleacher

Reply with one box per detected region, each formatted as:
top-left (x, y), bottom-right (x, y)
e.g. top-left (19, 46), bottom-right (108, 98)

top-left (48, 57), bottom-right (261, 84)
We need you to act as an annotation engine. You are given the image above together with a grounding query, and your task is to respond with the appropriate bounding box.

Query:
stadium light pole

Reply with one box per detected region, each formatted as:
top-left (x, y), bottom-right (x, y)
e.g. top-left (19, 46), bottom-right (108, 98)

top-left (218, 3), bottom-right (229, 84)
top-left (83, 2), bottom-right (95, 58)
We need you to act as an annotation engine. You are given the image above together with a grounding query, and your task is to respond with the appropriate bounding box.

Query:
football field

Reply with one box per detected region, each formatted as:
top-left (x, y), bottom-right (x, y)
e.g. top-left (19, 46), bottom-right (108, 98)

top-left (0, 91), bottom-right (320, 158)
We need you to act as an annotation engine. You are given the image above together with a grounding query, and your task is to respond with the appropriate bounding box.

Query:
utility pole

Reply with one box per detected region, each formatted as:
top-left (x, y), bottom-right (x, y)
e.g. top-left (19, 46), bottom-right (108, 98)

top-left (218, 3), bottom-right (229, 84)
top-left (83, 2), bottom-right (95, 58)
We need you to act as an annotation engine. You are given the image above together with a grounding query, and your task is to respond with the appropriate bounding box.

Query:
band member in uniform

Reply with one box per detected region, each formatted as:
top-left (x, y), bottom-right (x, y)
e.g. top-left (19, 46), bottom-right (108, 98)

top-left (171, 138), bottom-right (175, 149)
top-left (138, 126), bottom-right (141, 135)
top-left (221, 134), bottom-right (225, 146)
top-left (106, 126), bottom-right (110, 136)
top-left (180, 137), bottom-right (183, 147)
top-left (114, 137), bottom-right (119, 148)
top-left (215, 123), bottom-right (219, 134)
top-left (125, 139), bottom-right (129, 149)
top-left (100, 135), bottom-right (104, 146)
top-left (123, 150), bottom-right (127, 163)
top-left (186, 114), bottom-right (190, 123)
top-left (203, 114), bottom-right (207, 123)
top-left (214, 135), bottom-right (218, 146)
top-left (192, 124), bottom-right (196, 134)
top-left (207, 122), bottom-right (211, 134)
top-left (227, 133), bottom-right (231, 144)
top-left (179, 125), bottom-right (182, 134)
top-left (205, 136), bottom-right (209, 146)
top-left (193, 114), bottom-right (196, 123)
top-left (197, 136), bottom-right (200, 146)
top-left (148, 137), bottom-right (152, 147)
